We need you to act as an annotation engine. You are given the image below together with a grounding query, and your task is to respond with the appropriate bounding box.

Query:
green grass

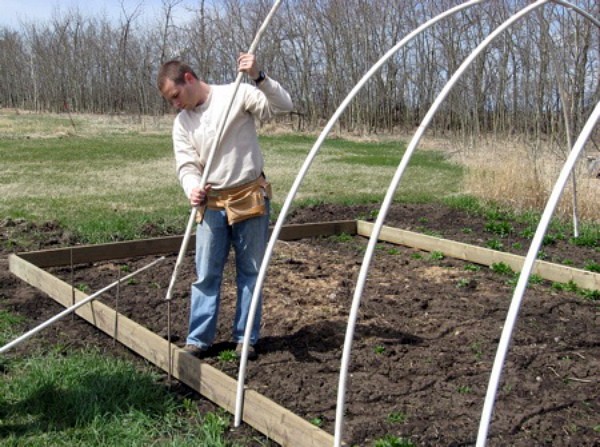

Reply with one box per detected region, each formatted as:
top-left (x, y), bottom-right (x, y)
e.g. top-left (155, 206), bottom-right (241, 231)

top-left (0, 128), bottom-right (464, 243)
top-left (0, 348), bottom-right (242, 446)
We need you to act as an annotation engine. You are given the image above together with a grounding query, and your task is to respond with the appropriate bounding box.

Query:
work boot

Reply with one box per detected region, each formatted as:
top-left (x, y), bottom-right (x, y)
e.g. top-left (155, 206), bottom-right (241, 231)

top-left (183, 344), bottom-right (208, 358)
top-left (235, 343), bottom-right (258, 360)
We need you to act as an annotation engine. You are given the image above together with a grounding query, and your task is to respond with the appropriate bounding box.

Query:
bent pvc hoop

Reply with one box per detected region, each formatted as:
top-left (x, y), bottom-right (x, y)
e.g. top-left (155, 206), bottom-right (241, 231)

top-left (163, 0), bottom-right (283, 304)
top-left (0, 256), bottom-right (166, 355)
top-left (476, 106), bottom-right (600, 444)
top-left (333, 1), bottom-right (552, 445)
top-left (234, 0), bottom-right (486, 429)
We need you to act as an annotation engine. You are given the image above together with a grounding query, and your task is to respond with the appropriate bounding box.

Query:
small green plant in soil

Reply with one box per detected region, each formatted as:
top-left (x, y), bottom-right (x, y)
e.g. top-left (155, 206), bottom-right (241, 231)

top-left (429, 251), bottom-right (444, 261)
top-left (330, 232), bottom-right (354, 243)
top-left (490, 262), bottom-right (514, 276)
top-left (457, 385), bottom-right (472, 394)
top-left (579, 289), bottom-right (600, 301)
top-left (309, 416), bottom-right (324, 427)
top-left (551, 280), bottom-right (579, 293)
top-left (464, 263), bottom-right (480, 272)
top-left (217, 349), bottom-right (238, 362)
top-left (485, 238), bottom-right (504, 251)
top-left (76, 283), bottom-right (91, 293)
top-left (456, 278), bottom-right (471, 288)
top-left (374, 345), bottom-right (386, 355)
top-left (470, 342), bottom-right (483, 361)
top-left (584, 260), bottom-right (600, 273)
top-left (387, 411), bottom-right (407, 424)
top-left (484, 220), bottom-right (513, 237)
top-left (373, 434), bottom-right (415, 447)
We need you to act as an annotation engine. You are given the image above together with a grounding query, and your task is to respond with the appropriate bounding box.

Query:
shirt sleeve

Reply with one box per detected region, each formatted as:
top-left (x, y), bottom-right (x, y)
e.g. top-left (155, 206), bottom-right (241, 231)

top-left (172, 116), bottom-right (203, 198)
top-left (243, 77), bottom-right (293, 121)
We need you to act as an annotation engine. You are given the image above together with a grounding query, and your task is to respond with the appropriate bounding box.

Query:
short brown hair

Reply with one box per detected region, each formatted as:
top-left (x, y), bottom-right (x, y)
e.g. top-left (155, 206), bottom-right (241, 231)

top-left (157, 60), bottom-right (199, 91)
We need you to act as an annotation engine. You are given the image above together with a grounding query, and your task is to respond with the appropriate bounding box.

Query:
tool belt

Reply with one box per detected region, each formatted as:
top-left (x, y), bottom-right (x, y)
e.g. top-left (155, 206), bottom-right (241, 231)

top-left (196, 176), bottom-right (272, 225)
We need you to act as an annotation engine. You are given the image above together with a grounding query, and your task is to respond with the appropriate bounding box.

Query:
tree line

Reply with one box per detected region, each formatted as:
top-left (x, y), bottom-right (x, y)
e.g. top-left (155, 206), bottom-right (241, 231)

top-left (0, 0), bottom-right (598, 140)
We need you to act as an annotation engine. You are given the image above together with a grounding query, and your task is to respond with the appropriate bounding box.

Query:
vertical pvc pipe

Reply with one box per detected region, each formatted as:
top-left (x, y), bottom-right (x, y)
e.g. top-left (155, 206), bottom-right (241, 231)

top-left (0, 256), bottom-right (166, 355)
top-left (476, 101), bottom-right (599, 446)
top-left (163, 0), bottom-right (283, 304)
top-left (333, 1), bottom-right (550, 445)
top-left (234, 0), bottom-right (486, 430)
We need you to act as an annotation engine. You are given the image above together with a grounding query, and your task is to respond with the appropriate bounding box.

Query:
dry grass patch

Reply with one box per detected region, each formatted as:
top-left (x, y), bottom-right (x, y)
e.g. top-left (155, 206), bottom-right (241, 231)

top-left (455, 136), bottom-right (600, 222)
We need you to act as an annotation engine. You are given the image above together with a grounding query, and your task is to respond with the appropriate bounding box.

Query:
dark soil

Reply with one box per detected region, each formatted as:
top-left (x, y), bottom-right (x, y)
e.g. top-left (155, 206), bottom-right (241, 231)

top-left (1, 203), bottom-right (599, 446)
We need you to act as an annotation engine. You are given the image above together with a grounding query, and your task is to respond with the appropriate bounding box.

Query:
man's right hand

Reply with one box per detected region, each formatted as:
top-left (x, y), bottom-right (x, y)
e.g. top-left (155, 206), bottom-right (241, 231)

top-left (190, 184), bottom-right (212, 207)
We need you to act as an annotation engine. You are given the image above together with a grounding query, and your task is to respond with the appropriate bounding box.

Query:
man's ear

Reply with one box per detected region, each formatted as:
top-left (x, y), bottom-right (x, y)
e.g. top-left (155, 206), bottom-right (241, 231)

top-left (183, 72), bottom-right (195, 84)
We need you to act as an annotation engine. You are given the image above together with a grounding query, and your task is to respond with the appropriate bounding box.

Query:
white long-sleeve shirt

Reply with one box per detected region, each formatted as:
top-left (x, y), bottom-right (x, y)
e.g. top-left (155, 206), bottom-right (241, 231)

top-left (172, 77), bottom-right (293, 197)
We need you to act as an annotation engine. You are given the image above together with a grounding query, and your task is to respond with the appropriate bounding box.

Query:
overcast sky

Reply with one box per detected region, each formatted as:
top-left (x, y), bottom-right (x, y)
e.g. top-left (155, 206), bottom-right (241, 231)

top-left (0, 0), bottom-right (197, 29)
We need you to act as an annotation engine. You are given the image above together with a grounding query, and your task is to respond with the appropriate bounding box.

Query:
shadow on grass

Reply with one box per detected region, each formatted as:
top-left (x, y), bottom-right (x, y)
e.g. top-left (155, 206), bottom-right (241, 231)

top-left (0, 366), bottom-right (172, 439)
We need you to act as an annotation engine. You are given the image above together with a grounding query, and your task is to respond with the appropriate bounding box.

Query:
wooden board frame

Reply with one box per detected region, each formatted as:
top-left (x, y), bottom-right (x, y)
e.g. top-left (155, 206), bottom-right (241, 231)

top-left (7, 220), bottom-right (598, 447)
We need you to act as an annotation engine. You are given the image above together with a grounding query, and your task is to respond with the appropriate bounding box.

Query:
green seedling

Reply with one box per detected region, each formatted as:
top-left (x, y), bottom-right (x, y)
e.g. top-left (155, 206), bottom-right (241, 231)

top-left (373, 434), bottom-right (414, 447)
top-left (456, 278), bottom-right (471, 288)
top-left (484, 220), bottom-right (513, 237)
top-left (461, 227), bottom-right (473, 234)
top-left (411, 252), bottom-right (423, 260)
top-left (374, 345), bottom-right (385, 355)
top-left (579, 289), bottom-right (600, 301)
top-left (490, 262), bottom-right (514, 276)
top-left (76, 283), bottom-right (90, 293)
top-left (485, 238), bottom-right (504, 251)
top-left (551, 280), bottom-right (579, 293)
top-left (470, 342), bottom-right (483, 360)
top-left (217, 349), bottom-right (237, 362)
top-left (310, 416), bottom-right (324, 427)
top-left (120, 264), bottom-right (131, 273)
top-left (429, 251), bottom-right (444, 261)
top-left (584, 260), bottom-right (600, 273)
top-left (330, 233), bottom-right (354, 243)
top-left (464, 263), bottom-right (480, 272)
top-left (457, 385), bottom-right (472, 394)
top-left (387, 411), bottom-right (407, 424)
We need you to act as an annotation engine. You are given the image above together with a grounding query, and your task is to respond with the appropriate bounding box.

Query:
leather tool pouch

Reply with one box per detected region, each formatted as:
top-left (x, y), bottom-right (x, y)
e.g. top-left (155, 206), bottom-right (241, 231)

top-left (196, 177), bottom-right (272, 225)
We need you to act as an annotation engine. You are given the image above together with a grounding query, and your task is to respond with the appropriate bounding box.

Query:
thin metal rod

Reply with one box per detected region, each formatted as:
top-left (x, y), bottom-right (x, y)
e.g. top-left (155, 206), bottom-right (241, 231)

top-left (167, 296), bottom-right (172, 387)
top-left (164, 0), bottom-right (283, 304)
top-left (70, 247), bottom-right (75, 321)
top-left (0, 256), bottom-right (165, 355)
top-left (113, 267), bottom-right (121, 346)
top-left (234, 0), bottom-right (485, 431)
top-left (477, 100), bottom-right (600, 446)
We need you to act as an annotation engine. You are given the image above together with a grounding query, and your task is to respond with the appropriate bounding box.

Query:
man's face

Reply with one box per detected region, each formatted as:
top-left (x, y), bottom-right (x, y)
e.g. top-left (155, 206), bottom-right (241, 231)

top-left (161, 75), bottom-right (196, 110)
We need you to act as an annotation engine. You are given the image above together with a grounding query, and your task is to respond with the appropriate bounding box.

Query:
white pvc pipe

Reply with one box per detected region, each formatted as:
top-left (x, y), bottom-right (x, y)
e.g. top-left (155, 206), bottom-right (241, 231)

top-left (476, 100), bottom-right (599, 446)
top-left (234, 0), bottom-right (486, 430)
top-left (333, 1), bottom-right (550, 445)
top-left (550, 0), bottom-right (600, 28)
top-left (0, 256), bottom-right (166, 354)
top-left (164, 0), bottom-right (283, 303)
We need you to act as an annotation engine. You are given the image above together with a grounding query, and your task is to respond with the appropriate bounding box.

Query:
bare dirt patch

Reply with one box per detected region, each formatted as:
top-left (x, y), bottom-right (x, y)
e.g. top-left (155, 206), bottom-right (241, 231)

top-left (1, 203), bottom-right (599, 446)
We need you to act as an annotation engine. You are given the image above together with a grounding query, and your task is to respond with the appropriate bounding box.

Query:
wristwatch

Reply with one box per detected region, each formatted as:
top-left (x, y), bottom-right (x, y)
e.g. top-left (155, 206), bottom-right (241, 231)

top-left (253, 70), bottom-right (266, 85)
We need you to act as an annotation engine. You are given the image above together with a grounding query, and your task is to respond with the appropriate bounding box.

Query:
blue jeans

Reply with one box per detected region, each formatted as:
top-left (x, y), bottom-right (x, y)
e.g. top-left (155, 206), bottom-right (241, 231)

top-left (187, 200), bottom-right (270, 349)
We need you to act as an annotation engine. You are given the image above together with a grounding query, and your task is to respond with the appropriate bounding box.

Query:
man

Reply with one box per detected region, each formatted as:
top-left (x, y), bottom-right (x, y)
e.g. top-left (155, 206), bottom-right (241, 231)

top-left (157, 54), bottom-right (293, 359)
